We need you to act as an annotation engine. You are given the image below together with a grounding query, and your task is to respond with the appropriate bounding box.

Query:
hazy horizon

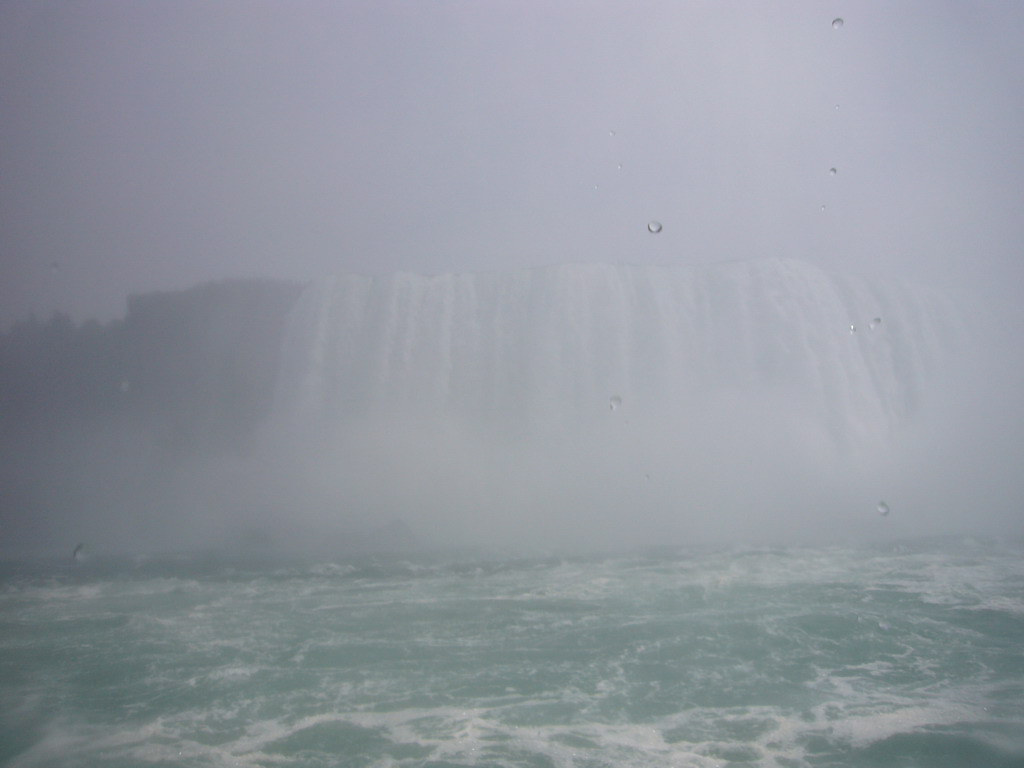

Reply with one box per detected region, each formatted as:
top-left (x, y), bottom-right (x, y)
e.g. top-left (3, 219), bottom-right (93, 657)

top-left (3, 1), bottom-right (1023, 327)
top-left (3, 257), bottom-right (1020, 558)
top-left (1, 1), bottom-right (1022, 558)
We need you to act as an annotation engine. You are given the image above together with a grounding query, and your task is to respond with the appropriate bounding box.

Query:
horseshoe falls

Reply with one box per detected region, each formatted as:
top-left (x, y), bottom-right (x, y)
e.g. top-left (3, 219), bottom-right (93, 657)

top-left (275, 258), bottom-right (948, 443)
top-left (4, 259), bottom-right (1023, 768)
top-left (262, 258), bottom-right (973, 551)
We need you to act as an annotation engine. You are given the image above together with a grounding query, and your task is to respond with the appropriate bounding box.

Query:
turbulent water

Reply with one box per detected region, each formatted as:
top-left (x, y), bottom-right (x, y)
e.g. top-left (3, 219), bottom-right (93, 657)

top-left (3, 538), bottom-right (1023, 767)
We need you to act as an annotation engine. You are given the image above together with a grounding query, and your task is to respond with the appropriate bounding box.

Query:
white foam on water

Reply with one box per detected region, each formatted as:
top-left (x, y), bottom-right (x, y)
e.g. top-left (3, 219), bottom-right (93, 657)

top-left (7, 716), bottom-right (170, 768)
top-left (804, 698), bottom-right (983, 750)
top-left (206, 665), bottom-right (260, 682)
top-left (306, 562), bottom-right (359, 577)
top-left (118, 691), bottom-right (1001, 768)
top-left (961, 594), bottom-right (1024, 616)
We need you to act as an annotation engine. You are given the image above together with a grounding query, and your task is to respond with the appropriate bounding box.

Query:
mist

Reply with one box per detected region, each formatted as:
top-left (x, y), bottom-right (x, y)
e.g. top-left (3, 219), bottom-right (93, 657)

top-left (1, 258), bottom-right (1021, 557)
top-left (247, 262), bottom-right (1021, 554)
top-left (13, 260), bottom-right (1003, 558)
top-left (1, 2), bottom-right (1022, 557)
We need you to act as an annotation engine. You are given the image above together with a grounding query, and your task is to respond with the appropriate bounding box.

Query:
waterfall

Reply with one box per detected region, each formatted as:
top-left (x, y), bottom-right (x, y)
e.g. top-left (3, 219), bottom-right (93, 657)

top-left (273, 258), bottom-right (961, 445)
top-left (260, 258), bottom-right (970, 549)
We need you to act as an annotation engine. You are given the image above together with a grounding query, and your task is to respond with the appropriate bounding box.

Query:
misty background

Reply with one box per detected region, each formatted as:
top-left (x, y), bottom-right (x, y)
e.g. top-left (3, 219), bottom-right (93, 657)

top-left (1, 1), bottom-right (1022, 556)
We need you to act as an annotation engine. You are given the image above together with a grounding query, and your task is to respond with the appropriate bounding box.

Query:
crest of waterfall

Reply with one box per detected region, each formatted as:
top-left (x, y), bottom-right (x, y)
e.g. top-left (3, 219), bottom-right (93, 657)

top-left (271, 258), bottom-right (962, 448)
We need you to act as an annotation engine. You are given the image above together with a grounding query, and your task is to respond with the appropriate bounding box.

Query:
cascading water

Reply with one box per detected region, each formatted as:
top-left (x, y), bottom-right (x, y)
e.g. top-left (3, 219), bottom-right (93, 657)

top-left (274, 259), bottom-right (959, 439)
top-left (261, 258), bottom-right (969, 550)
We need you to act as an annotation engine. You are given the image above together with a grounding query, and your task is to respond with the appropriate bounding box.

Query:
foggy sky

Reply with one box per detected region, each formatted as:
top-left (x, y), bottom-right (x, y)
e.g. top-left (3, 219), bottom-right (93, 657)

top-left (3, 0), bottom-right (1024, 326)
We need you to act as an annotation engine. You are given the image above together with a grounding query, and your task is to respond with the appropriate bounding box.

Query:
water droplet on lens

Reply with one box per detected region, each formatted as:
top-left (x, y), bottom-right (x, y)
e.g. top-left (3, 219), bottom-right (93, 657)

top-left (834, 104), bottom-right (840, 111)
top-left (609, 395), bottom-right (623, 411)
top-left (849, 325), bottom-right (857, 334)
top-left (829, 167), bottom-right (837, 176)
top-left (832, 18), bottom-right (844, 29)
top-left (609, 130), bottom-right (616, 137)
top-left (119, 380), bottom-right (131, 393)
top-left (647, 221), bottom-right (662, 234)
top-left (820, 205), bottom-right (826, 212)
top-left (877, 501), bottom-right (890, 517)
top-left (869, 317), bottom-right (882, 329)
top-left (617, 163), bottom-right (623, 171)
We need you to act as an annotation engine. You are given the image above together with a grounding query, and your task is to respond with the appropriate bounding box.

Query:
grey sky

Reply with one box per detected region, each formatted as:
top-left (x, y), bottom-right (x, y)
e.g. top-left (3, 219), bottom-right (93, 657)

top-left (2, 0), bottom-right (1023, 325)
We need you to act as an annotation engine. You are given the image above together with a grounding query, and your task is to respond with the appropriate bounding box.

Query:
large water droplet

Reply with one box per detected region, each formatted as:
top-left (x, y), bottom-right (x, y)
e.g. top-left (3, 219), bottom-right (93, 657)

top-left (849, 324), bottom-right (857, 334)
top-left (877, 501), bottom-right (890, 517)
top-left (647, 221), bottom-right (663, 234)
top-left (609, 395), bottom-right (623, 411)
top-left (869, 317), bottom-right (882, 329)
top-left (829, 167), bottom-right (837, 176)
top-left (832, 17), bottom-right (844, 29)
